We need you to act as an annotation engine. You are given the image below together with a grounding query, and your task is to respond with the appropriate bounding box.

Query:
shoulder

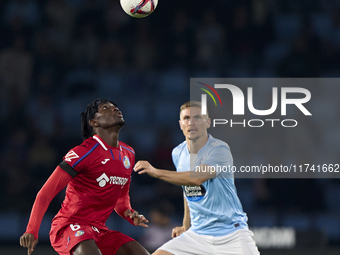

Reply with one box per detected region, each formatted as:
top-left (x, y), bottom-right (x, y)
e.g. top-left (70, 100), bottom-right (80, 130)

top-left (208, 136), bottom-right (231, 151)
top-left (119, 141), bottom-right (135, 156)
top-left (204, 136), bottom-right (232, 160)
top-left (80, 137), bottom-right (100, 149)
top-left (62, 137), bottom-right (100, 170)
top-left (64, 137), bottom-right (99, 160)
top-left (171, 141), bottom-right (187, 168)
top-left (200, 136), bottom-right (233, 167)
top-left (172, 140), bottom-right (187, 156)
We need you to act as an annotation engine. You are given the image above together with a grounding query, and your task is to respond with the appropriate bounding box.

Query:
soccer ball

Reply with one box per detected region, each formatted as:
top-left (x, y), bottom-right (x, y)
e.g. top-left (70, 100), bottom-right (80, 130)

top-left (120, 0), bottom-right (158, 18)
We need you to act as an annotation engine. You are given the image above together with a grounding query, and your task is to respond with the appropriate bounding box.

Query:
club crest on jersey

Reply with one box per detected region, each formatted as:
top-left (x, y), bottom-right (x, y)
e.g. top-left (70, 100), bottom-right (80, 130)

top-left (75, 230), bottom-right (84, 237)
top-left (65, 150), bottom-right (79, 162)
top-left (123, 156), bottom-right (130, 169)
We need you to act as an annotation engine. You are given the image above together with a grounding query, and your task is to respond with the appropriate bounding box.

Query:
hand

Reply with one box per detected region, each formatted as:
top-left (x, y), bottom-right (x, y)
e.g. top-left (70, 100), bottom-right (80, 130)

top-left (124, 209), bottom-right (149, 227)
top-left (134, 161), bottom-right (159, 178)
top-left (20, 233), bottom-right (38, 255)
top-left (172, 226), bottom-right (185, 238)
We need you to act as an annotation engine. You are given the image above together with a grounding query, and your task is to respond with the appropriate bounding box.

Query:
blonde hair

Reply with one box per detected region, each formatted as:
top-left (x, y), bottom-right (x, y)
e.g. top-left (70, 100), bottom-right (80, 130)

top-left (180, 101), bottom-right (209, 117)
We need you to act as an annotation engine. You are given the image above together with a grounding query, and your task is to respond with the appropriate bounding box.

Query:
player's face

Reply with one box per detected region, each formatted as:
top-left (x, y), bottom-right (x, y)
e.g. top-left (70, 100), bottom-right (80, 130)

top-left (179, 107), bottom-right (210, 141)
top-left (92, 102), bottom-right (125, 128)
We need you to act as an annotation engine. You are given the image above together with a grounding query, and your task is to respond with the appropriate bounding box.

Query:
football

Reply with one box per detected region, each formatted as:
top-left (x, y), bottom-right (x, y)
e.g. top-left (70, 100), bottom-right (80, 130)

top-left (120, 0), bottom-right (158, 18)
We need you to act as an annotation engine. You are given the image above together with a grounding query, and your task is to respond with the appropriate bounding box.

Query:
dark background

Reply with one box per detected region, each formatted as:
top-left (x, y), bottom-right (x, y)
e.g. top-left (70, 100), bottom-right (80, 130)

top-left (0, 0), bottom-right (340, 254)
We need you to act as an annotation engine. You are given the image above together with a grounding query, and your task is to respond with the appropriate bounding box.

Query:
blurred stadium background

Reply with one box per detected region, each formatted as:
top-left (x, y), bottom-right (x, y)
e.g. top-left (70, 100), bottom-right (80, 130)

top-left (1, 0), bottom-right (340, 254)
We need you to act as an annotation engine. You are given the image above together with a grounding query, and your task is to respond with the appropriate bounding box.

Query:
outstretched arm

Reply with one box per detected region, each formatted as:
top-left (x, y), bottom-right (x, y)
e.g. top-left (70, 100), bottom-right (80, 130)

top-left (20, 166), bottom-right (72, 255)
top-left (134, 161), bottom-right (216, 186)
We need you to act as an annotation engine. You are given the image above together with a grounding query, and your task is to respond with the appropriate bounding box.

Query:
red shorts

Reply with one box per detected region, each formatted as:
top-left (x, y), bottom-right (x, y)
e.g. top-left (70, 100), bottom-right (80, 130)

top-left (50, 222), bottom-right (135, 255)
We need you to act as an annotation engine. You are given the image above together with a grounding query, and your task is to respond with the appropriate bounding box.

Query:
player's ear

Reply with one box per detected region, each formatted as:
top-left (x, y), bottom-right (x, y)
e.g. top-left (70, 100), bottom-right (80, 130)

top-left (89, 119), bottom-right (99, 128)
top-left (206, 117), bottom-right (211, 129)
top-left (179, 120), bottom-right (183, 130)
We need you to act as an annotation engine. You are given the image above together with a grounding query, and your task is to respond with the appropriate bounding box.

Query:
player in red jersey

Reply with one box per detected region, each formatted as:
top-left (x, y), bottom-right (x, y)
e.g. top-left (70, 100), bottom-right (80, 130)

top-left (20, 98), bottom-right (150, 255)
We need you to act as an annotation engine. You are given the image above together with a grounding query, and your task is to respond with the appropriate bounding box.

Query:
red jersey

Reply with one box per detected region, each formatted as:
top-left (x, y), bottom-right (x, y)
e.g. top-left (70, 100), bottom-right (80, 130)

top-left (53, 135), bottom-right (135, 230)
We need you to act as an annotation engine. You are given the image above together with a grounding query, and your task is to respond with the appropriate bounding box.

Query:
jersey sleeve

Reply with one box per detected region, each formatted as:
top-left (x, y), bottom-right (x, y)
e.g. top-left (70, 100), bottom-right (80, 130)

top-left (114, 176), bottom-right (135, 225)
top-left (59, 143), bottom-right (95, 175)
top-left (25, 166), bottom-right (73, 239)
top-left (172, 147), bottom-right (180, 170)
top-left (130, 149), bottom-right (135, 169)
top-left (202, 142), bottom-right (233, 177)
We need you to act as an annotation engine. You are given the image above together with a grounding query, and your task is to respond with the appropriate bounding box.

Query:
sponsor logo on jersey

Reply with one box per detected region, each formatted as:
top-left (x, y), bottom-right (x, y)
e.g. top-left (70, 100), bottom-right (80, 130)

top-left (96, 173), bottom-right (110, 187)
top-left (183, 185), bottom-right (206, 201)
top-left (65, 150), bottom-right (79, 162)
top-left (96, 173), bottom-right (129, 187)
top-left (101, 158), bottom-right (110, 164)
top-left (75, 230), bottom-right (84, 237)
top-left (123, 156), bottom-right (130, 169)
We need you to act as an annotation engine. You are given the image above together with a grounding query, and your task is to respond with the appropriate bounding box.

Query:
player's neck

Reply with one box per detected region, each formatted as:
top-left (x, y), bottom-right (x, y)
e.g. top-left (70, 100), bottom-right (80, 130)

top-left (187, 134), bottom-right (208, 154)
top-left (95, 130), bottom-right (120, 147)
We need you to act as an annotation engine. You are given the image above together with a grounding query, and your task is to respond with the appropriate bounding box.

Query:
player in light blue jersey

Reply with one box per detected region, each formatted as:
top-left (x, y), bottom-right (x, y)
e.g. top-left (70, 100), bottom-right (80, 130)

top-left (134, 101), bottom-right (259, 255)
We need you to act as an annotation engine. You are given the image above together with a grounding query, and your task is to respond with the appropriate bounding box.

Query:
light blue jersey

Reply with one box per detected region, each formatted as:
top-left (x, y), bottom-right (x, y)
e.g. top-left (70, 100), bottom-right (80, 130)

top-left (172, 135), bottom-right (248, 237)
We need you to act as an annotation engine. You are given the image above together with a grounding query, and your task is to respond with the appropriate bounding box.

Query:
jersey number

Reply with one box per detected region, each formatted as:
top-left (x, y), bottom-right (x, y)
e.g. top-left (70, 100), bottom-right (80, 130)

top-left (70, 224), bottom-right (100, 234)
top-left (70, 224), bottom-right (81, 231)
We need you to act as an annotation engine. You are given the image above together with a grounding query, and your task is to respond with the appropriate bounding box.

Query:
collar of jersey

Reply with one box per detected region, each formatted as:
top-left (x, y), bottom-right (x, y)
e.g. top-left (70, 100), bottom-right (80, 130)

top-left (200, 134), bottom-right (212, 153)
top-left (93, 135), bottom-right (122, 151)
top-left (185, 134), bottom-right (213, 155)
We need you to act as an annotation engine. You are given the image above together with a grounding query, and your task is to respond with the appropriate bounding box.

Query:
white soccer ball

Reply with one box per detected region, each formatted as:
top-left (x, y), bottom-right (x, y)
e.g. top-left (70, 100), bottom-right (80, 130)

top-left (120, 0), bottom-right (158, 18)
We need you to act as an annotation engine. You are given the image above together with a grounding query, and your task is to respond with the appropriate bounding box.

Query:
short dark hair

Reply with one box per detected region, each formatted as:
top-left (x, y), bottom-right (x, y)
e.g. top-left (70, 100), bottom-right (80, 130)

top-left (80, 98), bottom-right (117, 140)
